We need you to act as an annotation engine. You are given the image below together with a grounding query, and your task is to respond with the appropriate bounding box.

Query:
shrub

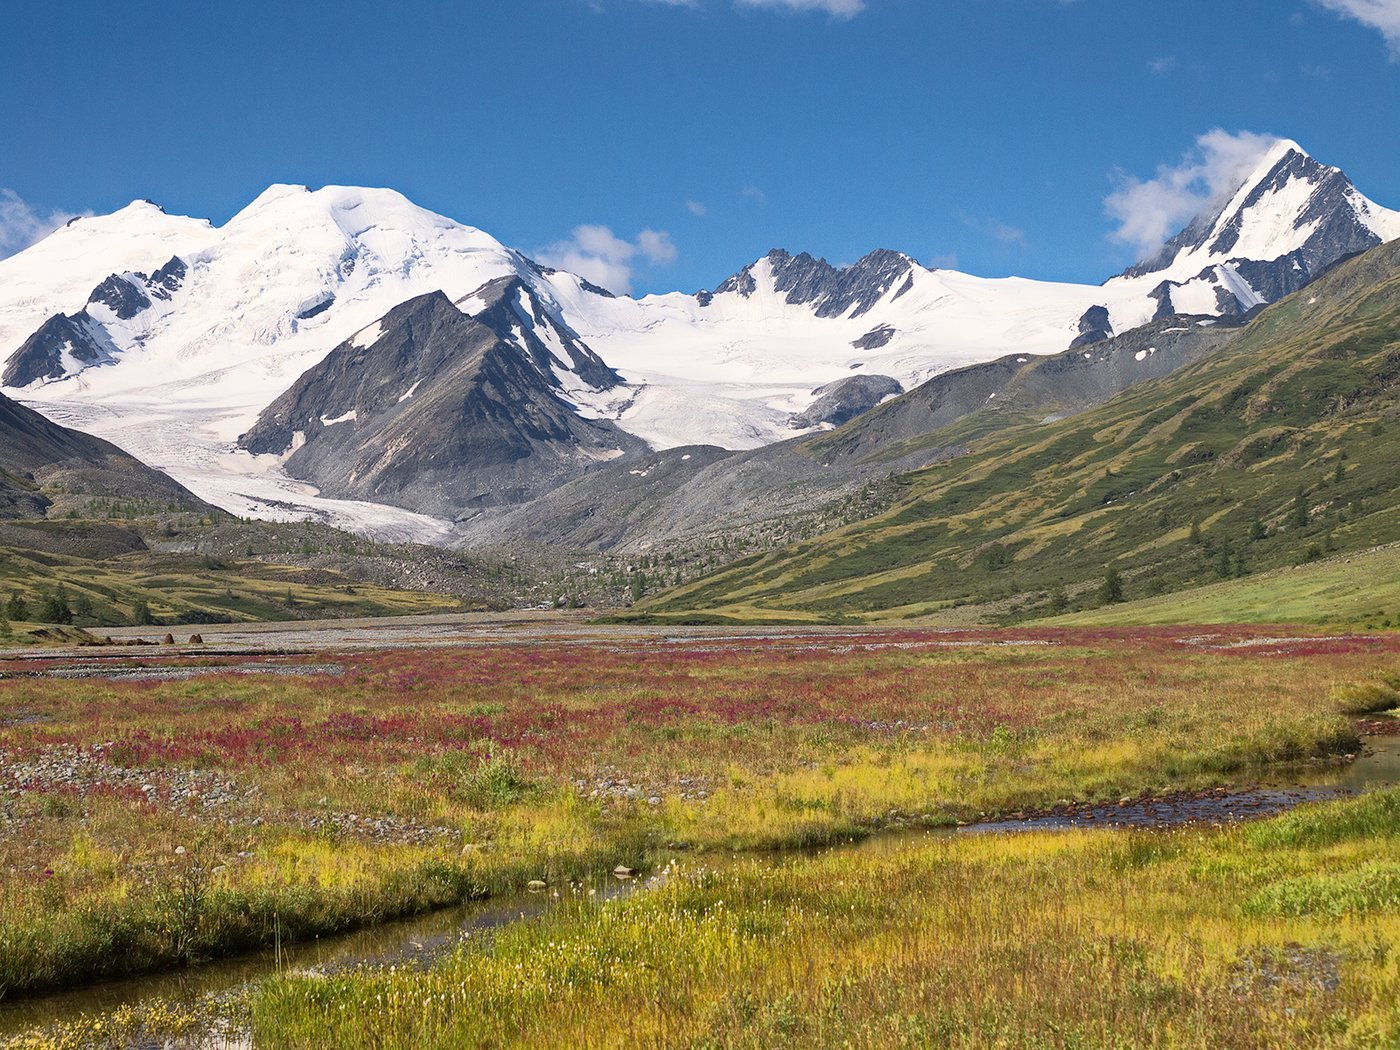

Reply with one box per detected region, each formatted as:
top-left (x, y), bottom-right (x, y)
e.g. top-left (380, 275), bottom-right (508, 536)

top-left (1331, 680), bottom-right (1400, 715)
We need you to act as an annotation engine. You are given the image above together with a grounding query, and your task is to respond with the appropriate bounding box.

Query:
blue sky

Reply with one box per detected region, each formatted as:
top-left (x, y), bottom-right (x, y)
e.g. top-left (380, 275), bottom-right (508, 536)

top-left (1, 0), bottom-right (1397, 294)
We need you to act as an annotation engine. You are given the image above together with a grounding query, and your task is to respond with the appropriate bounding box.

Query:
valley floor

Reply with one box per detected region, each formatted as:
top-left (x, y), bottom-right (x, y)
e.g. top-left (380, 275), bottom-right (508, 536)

top-left (0, 621), bottom-right (1397, 1046)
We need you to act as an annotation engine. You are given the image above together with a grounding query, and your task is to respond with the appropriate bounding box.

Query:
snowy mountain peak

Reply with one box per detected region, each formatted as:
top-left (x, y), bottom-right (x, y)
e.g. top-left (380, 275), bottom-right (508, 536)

top-left (1123, 138), bottom-right (1400, 282)
top-left (0, 183), bottom-right (537, 397)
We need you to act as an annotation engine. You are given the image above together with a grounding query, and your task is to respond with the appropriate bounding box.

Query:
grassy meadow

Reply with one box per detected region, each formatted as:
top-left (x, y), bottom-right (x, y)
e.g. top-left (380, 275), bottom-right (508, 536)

top-left (0, 627), bottom-right (1395, 994)
top-left (247, 788), bottom-right (1400, 1049)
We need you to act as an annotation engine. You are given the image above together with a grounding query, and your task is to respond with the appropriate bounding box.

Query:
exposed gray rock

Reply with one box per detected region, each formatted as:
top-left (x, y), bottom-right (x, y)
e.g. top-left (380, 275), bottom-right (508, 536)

top-left (460, 275), bottom-right (622, 392)
top-left (239, 285), bottom-right (645, 518)
top-left (1069, 305), bottom-right (1113, 349)
top-left (852, 325), bottom-right (896, 351)
top-left (1, 313), bottom-right (118, 387)
top-left (87, 275), bottom-right (151, 320)
top-left (1121, 145), bottom-right (1390, 316)
top-left (790, 374), bottom-right (903, 430)
top-left (712, 248), bottom-right (915, 319)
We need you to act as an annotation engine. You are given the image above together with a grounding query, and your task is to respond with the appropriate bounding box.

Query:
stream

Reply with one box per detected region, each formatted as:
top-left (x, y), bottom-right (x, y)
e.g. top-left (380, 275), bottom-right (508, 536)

top-left (2, 732), bottom-right (1397, 1044)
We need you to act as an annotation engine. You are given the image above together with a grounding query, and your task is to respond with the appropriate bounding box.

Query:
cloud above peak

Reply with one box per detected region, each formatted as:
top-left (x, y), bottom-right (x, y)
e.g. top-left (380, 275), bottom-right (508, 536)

top-left (1103, 129), bottom-right (1280, 258)
top-left (0, 189), bottom-right (89, 261)
top-left (538, 225), bottom-right (678, 295)
top-left (735, 0), bottom-right (865, 16)
top-left (1314, 0), bottom-right (1400, 58)
top-left (635, 0), bottom-right (865, 15)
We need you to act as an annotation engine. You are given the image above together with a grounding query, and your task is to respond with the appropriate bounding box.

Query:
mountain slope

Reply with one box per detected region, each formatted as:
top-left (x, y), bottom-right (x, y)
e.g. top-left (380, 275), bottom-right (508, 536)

top-left (0, 391), bottom-right (211, 520)
top-left (455, 312), bottom-right (1241, 554)
top-left (239, 285), bottom-right (644, 518)
top-left (645, 237), bottom-right (1400, 620)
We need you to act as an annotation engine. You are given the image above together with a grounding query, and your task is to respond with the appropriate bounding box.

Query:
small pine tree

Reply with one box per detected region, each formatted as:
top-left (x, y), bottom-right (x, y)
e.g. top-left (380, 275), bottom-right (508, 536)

top-left (1189, 519), bottom-right (1203, 545)
top-left (1098, 568), bottom-right (1124, 605)
top-left (38, 587), bottom-right (73, 625)
top-left (5, 591), bottom-right (26, 622)
top-left (1215, 540), bottom-right (1233, 579)
top-left (132, 599), bottom-right (155, 626)
top-left (1249, 516), bottom-right (1267, 542)
top-left (0, 616), bottom-right (10, 639)
top-left (1049, 585), bottom-right (1069, 613)
top-left (1291, 486), bottom-right (1310, 529)
top-left (1334, 459), bottom-right (1345, 484)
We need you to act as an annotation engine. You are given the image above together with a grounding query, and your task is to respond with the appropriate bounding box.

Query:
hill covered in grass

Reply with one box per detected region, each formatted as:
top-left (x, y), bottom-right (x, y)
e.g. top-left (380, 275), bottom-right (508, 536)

top-left (644, 238), bottom-right (1400, 623)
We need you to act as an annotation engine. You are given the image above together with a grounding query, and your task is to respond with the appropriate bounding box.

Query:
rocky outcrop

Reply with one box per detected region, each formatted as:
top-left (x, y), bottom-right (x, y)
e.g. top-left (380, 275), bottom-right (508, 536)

top-left (2, 313), bottom-right (118, 388)
top-left (789, 375), bottom-right (903, 430)
top-left (1069, 305), bottom-right (1113, 349)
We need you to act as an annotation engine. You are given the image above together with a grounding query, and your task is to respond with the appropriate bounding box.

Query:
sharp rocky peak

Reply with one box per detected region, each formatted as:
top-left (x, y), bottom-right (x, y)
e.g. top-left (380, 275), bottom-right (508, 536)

top-left (1122, 140), bottom-right (1397, 281)
top-left (711, 247), bottom-right (917, 319)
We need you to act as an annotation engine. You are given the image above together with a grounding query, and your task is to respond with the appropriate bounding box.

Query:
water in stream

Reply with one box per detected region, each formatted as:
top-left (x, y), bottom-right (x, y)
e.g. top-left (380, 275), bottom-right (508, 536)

top-left (3, 734), bottom-right (1397, 1044)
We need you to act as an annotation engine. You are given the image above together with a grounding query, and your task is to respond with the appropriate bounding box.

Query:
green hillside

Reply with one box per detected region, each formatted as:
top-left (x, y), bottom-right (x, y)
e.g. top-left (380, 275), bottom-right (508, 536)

top-left (1039, 542), bottom-right (1400, 629)
top-left (645, 239), bottom-right (1400, 623)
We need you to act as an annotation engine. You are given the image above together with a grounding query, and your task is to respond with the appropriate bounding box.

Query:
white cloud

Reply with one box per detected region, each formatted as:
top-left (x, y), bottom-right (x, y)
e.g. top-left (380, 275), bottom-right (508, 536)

top-left (735, 0), bottom-right (865, 14)
top-left (685, 200), bottom-right (708, 217)
top-left (538, 224), bottom-right (678, 295)
top-left (638, 0), bottom-right (864, 12)
top-left (0, 189), bottom-right (88, 260)
top-left (1103, 129), bottom-right (1279, 258)
top-left (1147, 55), bottom-right (1177, 74)
top-left (987, 220), bottom-right (1027, 247)
top-left (1314, 0), bottom-right (1400, 57)
top-left (636, 229), bottom-right (678, 266)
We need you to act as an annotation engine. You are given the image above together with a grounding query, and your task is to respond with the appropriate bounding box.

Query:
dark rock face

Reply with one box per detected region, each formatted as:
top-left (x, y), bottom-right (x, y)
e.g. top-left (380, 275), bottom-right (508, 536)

top-left (460, 276), bottom-right (622, 392)
top-left (1210, 150), bottom-right (1381, 271)
top-left (147, 256), bottom-right (187, 300)
top-left (239, 288), bottom-right (645, 519)
top-left (1149, 282), bottom-right (1177, 321)
top-left (852, 325), bottom-right (897, 351)
top-left (0, 391), bottom-right (210, 519)
top-left (1069, 305), bottom-right (1113, 349)
top-left (87, 275), bottom-right (151, 320)
top-left (712, 248), bottom-right (916, 319)
top-left (2, 313), bottom-right (117, 388)
top-left (790, 374), bottom-right (903, 430)
top-left (3, 257), bottom-right (190, 387)
top-left (296, 296), bottom-right (334, 320)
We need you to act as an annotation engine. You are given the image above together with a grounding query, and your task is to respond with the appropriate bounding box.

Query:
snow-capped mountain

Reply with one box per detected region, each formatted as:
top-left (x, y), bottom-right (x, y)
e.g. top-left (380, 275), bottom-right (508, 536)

top-left (0, 185), bottom-right (622, 538)
top-left (1114, 138), bottom-right (1400, 317)
top-left (0, 138), bottom-right (1395, 537)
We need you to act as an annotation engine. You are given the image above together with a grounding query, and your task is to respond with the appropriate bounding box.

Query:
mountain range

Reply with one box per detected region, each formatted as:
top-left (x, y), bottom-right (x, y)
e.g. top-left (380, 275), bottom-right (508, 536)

top-left (648, 234), bottom-right (1400, 621)
top-left (2, 138), bottom-right (1398, 580)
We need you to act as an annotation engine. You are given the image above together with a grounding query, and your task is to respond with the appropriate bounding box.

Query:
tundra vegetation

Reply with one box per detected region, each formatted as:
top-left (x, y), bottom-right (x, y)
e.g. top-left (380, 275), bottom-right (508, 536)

top-left (0, 626), bottom-right (1396, 1046)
